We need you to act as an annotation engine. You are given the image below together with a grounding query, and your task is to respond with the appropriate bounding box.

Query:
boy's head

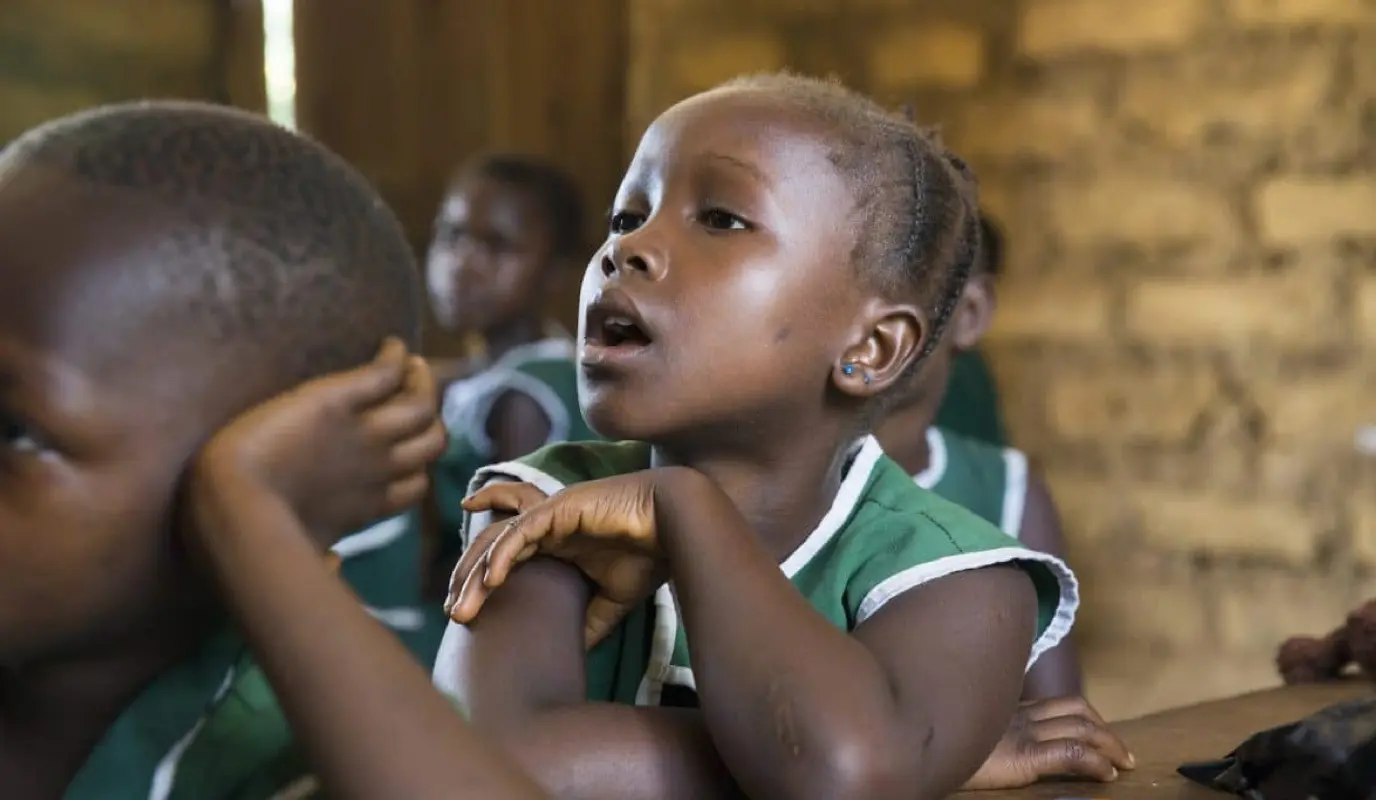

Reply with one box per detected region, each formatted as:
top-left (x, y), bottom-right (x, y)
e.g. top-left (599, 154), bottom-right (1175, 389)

top-left (0, 102), bottom-right (418, 665)
top-left (576, 73), bottom-right (979, 447)
top-left (425, 154), bottom-right (586, 335)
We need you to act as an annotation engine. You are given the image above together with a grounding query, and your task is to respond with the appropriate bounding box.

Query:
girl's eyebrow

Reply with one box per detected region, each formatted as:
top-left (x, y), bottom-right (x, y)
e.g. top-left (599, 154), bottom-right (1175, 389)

top-left (700, 151), bottom-right (767, 182)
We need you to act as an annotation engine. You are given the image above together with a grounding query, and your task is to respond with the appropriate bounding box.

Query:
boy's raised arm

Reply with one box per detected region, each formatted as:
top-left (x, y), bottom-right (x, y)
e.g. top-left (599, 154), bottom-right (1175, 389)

top-left (195, 494), bottom-right (545, 799)
top-left (186, 344), bottom-right (545, 799)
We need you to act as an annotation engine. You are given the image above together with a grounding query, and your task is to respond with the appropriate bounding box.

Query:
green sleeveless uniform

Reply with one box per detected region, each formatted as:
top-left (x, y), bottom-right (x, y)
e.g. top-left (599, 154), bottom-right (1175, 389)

top-left (934, 349), bottom-right (1008, 446)
top-left (441, 437), bottom-right (1078, 709)
top-left (63, 513), bottom-right (422, 800)
top-left (64, 630), bottom-right (305, 800)
top-left (333, 511), bottom-right (426, 653)
top-left (422, 338), bottom-right (598, 658)
top-left (914, 426), bottom-right (1028, 538)
top-left (432, 338), bottom-right (595, 541)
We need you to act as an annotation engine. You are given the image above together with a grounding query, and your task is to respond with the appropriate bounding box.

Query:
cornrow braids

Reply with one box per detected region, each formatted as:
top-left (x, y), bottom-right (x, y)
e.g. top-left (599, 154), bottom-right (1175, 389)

top-left (716, 72), bottom-right (981, 409)
top-left (457, 153), bottom-right (587, 261)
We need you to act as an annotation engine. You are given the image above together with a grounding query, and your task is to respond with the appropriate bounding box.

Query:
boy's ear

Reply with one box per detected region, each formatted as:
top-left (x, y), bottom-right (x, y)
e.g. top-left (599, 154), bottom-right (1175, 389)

top-left (833, 300), bottom-right (926, 400)
top-left (948, 274), bottom-right (996, 351)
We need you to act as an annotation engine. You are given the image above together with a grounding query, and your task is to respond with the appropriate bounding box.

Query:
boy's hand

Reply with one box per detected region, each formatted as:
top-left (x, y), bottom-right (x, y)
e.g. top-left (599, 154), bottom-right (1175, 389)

top-left (962, 695), bottom-right (1135, 790)
top-left (190, 338), bottom-right (448, 550)
top-left (446, 469), bottom-right (703, 646)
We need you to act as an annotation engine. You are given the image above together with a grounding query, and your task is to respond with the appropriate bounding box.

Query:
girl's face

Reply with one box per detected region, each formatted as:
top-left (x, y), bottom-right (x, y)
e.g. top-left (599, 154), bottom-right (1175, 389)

top-left (575, 88), bottom-right (886, 446)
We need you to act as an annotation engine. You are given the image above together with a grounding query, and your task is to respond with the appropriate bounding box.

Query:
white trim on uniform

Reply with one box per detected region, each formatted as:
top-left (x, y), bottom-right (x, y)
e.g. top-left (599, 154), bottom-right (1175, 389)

top-left (855, 546), bottom-right (1079, 672)
top-left (635, 586), bottom-right (684, 704)
top-left (148, 668), bottom-right (238, 800)
top-left (999, 448), bottom-right (1029, 538)
top-left (331, 514), bottom-right (409, 559)
top-left (911, 427), bottom-right (948, 489)
top-left (364, 605), bottom-right (425, 631)
top-left (441, 338), bottom-right (578, 456)
top-left (778, 436), bottom-right (883, 578)
top-left (463, 370), bottom-right (572, 453)
top-left (644, 437), bottom-right (885, 702)
top-left (268, 776), bottom-right (321, 800)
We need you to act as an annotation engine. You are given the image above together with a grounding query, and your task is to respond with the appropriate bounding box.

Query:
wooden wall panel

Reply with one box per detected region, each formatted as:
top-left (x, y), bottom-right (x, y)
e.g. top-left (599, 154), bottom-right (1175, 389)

top-left (295, 0), bottom-right (629, 349)
top-left (0, 0), bottom-right (264, 143)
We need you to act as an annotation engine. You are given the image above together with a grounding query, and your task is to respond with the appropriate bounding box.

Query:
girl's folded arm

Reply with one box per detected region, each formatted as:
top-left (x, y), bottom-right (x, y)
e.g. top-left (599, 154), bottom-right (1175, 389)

top-left (436, 556), bottom-right (744, 800)
top-left (656, 471), bottom-right (1038, 800)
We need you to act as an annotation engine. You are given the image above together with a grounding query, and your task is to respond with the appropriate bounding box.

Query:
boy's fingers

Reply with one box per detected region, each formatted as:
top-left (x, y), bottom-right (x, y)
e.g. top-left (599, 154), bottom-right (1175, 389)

top-left (389, 420), bottom-right (448, 476)
top-left (336, 338), bottom-right (409, 409)
top-left (404, 355), bottom-right (438, 412)
top-left (384, 473), bottom-right (430, 512)
top-left (368, 395), bottom-right (440, 440)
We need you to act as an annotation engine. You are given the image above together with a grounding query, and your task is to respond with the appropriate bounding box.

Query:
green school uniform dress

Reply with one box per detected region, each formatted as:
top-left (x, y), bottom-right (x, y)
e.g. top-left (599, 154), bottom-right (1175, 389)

top-left (421, 337), bottom-right (598, 658)
top-left (914, 426), bottom-right (1028, 538)
top-left (934, 349), bottom-right (1008, 447)
top-left (333, 511), bottom-right (427, 654)
top-left (438, 436), bottom-right (1078, 709)
top-left (62, 513), bottom-right (422, 800)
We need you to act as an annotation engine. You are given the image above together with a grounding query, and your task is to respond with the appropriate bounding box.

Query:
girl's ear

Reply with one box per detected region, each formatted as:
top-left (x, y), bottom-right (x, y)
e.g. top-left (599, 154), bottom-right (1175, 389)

top-left (832, 299), bottom-right (926, 400)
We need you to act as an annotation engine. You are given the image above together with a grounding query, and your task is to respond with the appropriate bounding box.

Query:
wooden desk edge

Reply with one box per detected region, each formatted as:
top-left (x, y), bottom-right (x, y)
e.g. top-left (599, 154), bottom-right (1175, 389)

top-left (961, 680), bottom-right (1374, 799)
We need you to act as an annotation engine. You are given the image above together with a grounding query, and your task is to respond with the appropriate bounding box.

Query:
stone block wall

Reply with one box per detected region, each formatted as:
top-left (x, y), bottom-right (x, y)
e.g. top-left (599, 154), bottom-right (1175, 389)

top-left (627, 0), bottom-right (1376, 719)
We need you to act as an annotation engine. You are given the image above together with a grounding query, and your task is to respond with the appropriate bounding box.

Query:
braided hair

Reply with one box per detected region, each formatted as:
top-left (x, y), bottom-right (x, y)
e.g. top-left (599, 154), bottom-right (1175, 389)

top-left (718, 73), bottom-right (980, 406)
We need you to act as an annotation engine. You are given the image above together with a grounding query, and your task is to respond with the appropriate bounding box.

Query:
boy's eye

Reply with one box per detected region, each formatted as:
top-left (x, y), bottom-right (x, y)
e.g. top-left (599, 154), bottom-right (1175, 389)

top-left (608, 211), bottom-right (645, 235)
top-left (0, 414), bottom-right (42, 456)
top-left (700, 209), bottom-right (748, 231)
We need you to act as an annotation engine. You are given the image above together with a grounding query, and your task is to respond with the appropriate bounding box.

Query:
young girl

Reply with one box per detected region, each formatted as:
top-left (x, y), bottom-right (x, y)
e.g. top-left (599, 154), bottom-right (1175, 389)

top-left (877, 213), bottom-right (1085, 701)
top-left (432, 74), bottom-right (1120, 798)
top-left (420, 155), bottom-right (599, 655)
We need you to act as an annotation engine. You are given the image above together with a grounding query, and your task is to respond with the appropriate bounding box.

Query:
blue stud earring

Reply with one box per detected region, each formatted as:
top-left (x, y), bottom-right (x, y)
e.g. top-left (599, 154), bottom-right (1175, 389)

top-left (863, 373), bottom-right (872, 385)
top-left (842, 363), bottom-right (856, 376)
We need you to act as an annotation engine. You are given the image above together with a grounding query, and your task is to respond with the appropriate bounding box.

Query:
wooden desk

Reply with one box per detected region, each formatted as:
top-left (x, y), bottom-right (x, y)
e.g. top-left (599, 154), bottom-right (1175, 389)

top-left (968, 681), bottom-right (1374, 799)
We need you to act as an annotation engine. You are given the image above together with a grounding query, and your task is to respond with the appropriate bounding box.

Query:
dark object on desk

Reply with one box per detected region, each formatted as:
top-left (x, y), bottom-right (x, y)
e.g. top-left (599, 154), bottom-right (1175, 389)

top-left (1177, 694), bottom-right (1376, 799)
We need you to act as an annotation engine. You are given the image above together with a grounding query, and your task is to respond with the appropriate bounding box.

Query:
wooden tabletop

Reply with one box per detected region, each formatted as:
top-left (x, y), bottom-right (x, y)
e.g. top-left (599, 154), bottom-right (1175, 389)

top-left (965, 680), bottom-right (1374, 799)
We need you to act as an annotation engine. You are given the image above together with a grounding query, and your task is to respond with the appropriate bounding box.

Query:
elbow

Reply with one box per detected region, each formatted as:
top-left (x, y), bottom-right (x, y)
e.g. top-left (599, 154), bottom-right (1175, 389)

top-left (798, 736), bottom-right (929, 800)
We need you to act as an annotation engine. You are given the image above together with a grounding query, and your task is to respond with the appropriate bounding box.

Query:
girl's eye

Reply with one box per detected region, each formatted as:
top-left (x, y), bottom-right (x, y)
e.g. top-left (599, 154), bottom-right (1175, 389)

top-left (608, 211), bottom-right (645, 235)
top-left (700, 209), bottom-right (748, 231)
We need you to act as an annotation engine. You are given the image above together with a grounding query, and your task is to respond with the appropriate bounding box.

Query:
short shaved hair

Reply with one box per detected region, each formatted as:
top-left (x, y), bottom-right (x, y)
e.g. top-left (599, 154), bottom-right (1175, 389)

top-left (0, 100), bottom-right (420, 391)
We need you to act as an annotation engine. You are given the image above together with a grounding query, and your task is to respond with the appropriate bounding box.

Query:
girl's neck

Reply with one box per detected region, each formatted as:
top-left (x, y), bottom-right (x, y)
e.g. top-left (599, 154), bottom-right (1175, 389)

top-left (481, 315), bottom-right (545, 364)
top-left (651, 424), bottom-right (856, 562)
top-left (874, 399), bottom-right (937, 477)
